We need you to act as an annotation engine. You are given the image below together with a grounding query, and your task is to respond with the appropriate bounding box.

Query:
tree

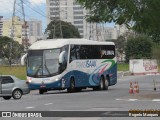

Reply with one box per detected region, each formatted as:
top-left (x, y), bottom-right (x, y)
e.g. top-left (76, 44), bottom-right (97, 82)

top-left (76, 0), bottom-right (160, 43)
top-left (0, 36), bottom-right (24, 65)
top-left (125, 35), bottom-right (152, 62)
top-left (45, 20), bottom-right (81, 39)
top-left (114, 36), bottom-right (126, 62)
top-left (152, 44), bottom-right (160, 64)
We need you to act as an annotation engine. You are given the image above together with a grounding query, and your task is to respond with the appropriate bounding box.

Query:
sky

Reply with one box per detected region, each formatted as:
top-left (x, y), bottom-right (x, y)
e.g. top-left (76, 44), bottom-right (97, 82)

top-left (0, 0), bottom-right (115, 34)
top-left (0, 0), bottom-right (46, 32)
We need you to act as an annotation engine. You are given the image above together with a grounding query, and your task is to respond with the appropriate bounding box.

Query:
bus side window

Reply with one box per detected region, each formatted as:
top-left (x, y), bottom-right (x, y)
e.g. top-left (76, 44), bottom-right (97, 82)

top-left (70, 45), bottom-right (76, 63)
top-left (101, 45), bottom-right (115, 59)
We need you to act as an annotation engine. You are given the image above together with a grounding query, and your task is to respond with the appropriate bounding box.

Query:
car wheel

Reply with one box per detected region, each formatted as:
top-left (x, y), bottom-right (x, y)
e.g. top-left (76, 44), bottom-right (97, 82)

top-left (3, 96), bottom-right (12, 100)
top-left (12, 89), bottom-right (22, 100)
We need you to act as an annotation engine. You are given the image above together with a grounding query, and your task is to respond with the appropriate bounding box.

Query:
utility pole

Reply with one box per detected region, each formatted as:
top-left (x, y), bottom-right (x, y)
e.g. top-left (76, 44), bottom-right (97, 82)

top-left (12, 0), bottom-right (29, 51)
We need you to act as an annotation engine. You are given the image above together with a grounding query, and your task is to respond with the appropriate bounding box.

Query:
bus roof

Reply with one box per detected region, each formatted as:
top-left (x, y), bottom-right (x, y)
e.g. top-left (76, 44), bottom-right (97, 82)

top-left (29, 39), bottom-right (115, 50)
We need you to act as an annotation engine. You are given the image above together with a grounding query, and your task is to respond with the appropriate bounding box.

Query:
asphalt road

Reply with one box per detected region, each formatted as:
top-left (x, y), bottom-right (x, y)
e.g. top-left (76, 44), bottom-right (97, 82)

top-left (0, 75), bottom-right (160, 120)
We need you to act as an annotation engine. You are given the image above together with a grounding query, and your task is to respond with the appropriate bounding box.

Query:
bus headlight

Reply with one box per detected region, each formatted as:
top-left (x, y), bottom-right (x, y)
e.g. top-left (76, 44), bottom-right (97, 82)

top-left (26, 78), bottom-right (32, 84)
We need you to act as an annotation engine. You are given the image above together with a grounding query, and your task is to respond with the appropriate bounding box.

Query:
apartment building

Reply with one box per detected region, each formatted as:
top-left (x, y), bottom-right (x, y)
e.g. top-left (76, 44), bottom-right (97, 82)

top-left (0, 16), bottom-right (3, 36)
top-left (46, 0), bottom-right (96, 39)
top-left (2, 16), bottom-right (42, 44)
top-left (27, 19), bottom-right (43, 44)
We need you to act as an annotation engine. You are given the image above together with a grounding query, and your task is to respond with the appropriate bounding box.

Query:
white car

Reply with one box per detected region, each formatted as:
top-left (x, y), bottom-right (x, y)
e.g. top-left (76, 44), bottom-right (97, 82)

top-left (0, 75), bottom-right (30, 100)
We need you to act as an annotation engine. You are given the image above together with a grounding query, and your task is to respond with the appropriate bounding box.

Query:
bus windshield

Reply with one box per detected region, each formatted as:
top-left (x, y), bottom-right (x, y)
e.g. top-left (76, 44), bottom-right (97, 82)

top-left (27, 49), bottom-right (60, 77)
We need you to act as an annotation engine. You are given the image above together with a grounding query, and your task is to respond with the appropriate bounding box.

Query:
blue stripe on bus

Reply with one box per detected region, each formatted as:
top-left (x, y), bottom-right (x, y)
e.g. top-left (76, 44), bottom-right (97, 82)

top-left (29, 63), bottom-right (117, 90)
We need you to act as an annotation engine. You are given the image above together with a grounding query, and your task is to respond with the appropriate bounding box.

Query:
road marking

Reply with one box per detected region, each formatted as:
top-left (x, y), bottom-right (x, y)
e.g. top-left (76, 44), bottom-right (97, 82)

top-left (116, 98), bottom-right (123, 101)
top-left (116, 98), bottom-right (138, 101)
top-left (25, 106), bottom-right (35, 109)
top-left (152, 99), bottom-right (160, 101)
top-left (128, 99), bottom-right (138, 101)
top-left (44, 103), bottom-right (53, 106)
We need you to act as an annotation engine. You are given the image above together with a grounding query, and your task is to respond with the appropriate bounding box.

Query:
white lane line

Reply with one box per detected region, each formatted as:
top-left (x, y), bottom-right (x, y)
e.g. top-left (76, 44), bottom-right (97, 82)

top-left (116, 98), bottom-right (138, 101)
top-left (116, 98), bottom-right (123, 101)
top-left (128, 99), bottom-right (138, 101)
top-left (44, 103), bottom-right (53, 106)
top-left (25, 106), bottom-right (35, 109)
top-left (152, 99), bottom-right (160, 102)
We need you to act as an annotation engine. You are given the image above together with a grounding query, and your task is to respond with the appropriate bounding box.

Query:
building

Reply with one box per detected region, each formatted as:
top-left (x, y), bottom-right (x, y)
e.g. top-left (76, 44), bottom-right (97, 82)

top-left (46, 0), bottom-right (97, 40)
top-left (97, 24), bottom-right (134, 41)
top-left (27, 19), bottom-right (43, 44)
top-left (2, 16), bottom-right (42, 44)
top-left (2, 16), bottom-right (25, 44)
top-left (0, 16), bottom-right (3, 36)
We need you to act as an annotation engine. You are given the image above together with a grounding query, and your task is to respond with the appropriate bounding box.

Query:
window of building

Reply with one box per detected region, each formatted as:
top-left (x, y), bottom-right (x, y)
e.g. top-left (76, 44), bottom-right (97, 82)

top-left (74, 16), bottom-right (84, 19)
top-left (74, 11), bottom-right (83, 14)
top-left (73, 7), bottom-right (83, 10)
top-left (78, 30), bottom-right (83, 33)
top-left (74, 21), bottom-right (83, 24)
top-left (75, 25), bottom-right (83, 29)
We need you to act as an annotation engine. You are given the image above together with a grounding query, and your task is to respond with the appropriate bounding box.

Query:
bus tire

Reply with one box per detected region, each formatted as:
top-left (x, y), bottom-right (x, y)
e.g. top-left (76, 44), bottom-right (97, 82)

top-left (93, 86), bottom-right (99, 91)
top-left (39, 89), bottom-right (44, 94)
top-left (67, 78), bottom-right (75, 93)
top-left (93, 77), bottom-right (104, 91)
top-left (75, 88), bottom-right (82, 92)
top-left (103, 76), bottom-right (109, 90)
top-left (100, 77), bottom-right (104, 90)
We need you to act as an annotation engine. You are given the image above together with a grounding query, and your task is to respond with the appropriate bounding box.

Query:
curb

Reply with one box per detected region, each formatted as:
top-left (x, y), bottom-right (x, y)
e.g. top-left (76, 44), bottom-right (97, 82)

top-left (118, 71), bottom-right (160, 78)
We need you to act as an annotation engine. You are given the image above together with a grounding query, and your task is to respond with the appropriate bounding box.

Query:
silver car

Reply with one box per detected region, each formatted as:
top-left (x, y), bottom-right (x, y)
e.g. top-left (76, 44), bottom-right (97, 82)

top-left (0, 75), bottom-right (30, 100)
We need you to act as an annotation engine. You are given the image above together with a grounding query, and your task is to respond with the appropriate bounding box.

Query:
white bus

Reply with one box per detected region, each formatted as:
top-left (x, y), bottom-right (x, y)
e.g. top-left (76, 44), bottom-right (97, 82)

top-left (26, 39), bottom-right (117, 94)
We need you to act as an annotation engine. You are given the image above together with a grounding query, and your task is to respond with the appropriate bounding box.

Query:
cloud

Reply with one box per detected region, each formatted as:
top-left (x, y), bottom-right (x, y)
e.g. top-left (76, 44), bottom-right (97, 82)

top-left (0, 0), bottom-right (13, 14)
top-left (0, 0), bottom-right (45, 14)
top-left (29, 0), bottom-right (46, 5)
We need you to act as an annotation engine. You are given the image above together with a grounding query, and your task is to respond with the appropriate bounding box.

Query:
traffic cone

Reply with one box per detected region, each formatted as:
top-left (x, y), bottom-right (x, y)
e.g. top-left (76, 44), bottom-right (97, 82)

top-left (129, 81), bottom-right (133, 94)
top-left (133, 82), bottom-right (137, 94)
top-left (136, 82), bottom-right (139, 93)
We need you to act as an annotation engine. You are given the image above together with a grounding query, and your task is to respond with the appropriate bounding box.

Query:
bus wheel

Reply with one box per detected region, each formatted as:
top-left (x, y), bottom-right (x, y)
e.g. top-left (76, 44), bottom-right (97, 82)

top-left (39, 89), bottom-right (44, 94)
top-left (93, 77), bottom-right (104, 91)
top-left (103, 76), bottom-right (109, 90)
top-left (100, 77), bottom-right (105, 90)
top-left (75, 88), bottom-right (82, 92)
top-left (67, 78), bottom-right (75, 93)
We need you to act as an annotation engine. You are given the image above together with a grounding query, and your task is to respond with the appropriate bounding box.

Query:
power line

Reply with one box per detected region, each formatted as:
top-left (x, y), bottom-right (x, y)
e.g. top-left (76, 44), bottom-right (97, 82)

top-left (24, 0), bottom-right (46, 16)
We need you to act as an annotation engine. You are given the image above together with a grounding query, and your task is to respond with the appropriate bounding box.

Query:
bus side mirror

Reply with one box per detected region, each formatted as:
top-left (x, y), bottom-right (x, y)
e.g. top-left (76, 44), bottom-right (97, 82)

top-left (59, 51), bottom-right (66, 64)
top-left (21, 53), bottom-right (27, 65)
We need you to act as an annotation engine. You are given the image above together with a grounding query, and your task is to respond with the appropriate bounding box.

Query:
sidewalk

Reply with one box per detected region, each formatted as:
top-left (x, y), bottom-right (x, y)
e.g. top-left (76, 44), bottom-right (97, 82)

top-left (117, 71), bottom-right (131, 78)
top-left (129, 89), bottom-right (160, 99)
top-left (118, 71), bottom-right (160, 79)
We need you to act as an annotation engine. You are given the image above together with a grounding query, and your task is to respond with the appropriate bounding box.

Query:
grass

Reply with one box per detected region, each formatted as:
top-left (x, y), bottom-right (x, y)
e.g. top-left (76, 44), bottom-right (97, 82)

top-left (0, 64), bottom-right (159, 80)
top-left (0, 66), bottom-right (26, 80)
top-left (117, 63), bottom-right (160, 72)
top-left (117, 63), bottom-right (129, 71)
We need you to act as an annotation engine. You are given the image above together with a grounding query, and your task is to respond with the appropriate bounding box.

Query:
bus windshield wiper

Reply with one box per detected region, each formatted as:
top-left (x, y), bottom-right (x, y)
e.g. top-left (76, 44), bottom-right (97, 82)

top-left (34, 65), bottom-right (42, 76)
top-left (44, 63), bottom-right (51, 75)
top-left (44, 57), bottom-right (51, 75)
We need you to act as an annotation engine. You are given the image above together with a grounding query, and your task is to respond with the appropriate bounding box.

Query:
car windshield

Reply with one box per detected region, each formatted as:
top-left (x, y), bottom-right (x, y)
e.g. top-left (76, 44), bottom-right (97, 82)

top-left (27, 49), bottom-right (60, 77)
